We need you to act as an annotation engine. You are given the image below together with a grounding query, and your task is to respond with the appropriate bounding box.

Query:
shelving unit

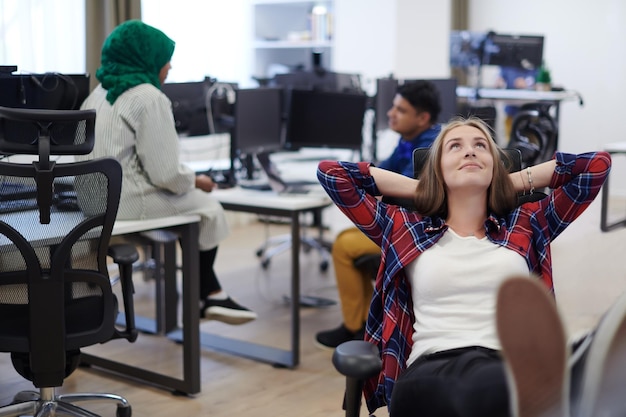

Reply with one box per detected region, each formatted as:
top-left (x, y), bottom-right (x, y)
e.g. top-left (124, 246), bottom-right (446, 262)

top-left (252, 0), bottom-right (334, 79)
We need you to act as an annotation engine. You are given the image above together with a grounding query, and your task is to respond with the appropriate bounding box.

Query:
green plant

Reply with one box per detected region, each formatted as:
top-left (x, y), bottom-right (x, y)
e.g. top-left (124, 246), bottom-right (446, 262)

top-left (536, 63), bottom-right (551, 84)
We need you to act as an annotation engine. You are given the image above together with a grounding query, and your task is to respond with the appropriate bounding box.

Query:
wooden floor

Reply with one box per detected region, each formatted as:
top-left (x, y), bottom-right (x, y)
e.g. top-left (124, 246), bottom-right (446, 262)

top-left (1, 197), bottom-right (626, 417)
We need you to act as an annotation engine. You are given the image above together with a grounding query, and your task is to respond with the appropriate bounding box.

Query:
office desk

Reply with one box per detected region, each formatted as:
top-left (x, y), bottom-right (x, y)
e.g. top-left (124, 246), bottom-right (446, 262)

top-left (80, 214), bottom-right (202, 395)
top-left (167, 187), bottom-right (332, 368)
top-left (600, 142), bottom-right (626, 232)
top-left (456, 86), bottom-right (583, 150)
top-left (456, 86), bottom-right (582, 104)
top-left (456, 86), bottom-right (582, 123)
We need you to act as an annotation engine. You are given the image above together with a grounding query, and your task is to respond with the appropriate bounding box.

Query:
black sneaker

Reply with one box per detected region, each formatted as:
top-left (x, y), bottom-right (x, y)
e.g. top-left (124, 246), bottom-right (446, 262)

top-left (201, 297), bottom-right (257, 325)
top-left (315, 324), bottom-right (365, 351)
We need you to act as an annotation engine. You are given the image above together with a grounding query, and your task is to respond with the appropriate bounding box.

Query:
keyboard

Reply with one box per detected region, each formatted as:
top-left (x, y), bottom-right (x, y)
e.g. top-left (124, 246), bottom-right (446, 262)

top-left (0, 198), bottom-right (38, 214)
top-left (0, 184), bottom-right (37, 201)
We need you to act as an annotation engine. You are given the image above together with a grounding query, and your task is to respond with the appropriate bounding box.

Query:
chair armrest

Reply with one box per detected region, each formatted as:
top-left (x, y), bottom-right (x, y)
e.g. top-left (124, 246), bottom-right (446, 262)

top-left (353, 254), bottom-right (381, 273)
top-left (332, 340), bottom-right (382, 379)
top-left (108, 243), bottom-right (139, 343)
top-left (108, 243), bottom-right (139, 265)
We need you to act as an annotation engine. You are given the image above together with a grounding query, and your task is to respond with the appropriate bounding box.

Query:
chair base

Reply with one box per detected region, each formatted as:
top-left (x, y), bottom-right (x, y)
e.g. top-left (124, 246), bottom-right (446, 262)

top-left (256, 233), bottom-right (331, 271)
top-left (0, 388), bottom-right (132, 417)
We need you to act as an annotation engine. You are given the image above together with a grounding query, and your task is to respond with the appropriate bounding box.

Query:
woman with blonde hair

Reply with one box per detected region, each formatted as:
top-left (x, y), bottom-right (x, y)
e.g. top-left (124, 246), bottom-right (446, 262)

top-left (318, 117), bottom-right (612, 417)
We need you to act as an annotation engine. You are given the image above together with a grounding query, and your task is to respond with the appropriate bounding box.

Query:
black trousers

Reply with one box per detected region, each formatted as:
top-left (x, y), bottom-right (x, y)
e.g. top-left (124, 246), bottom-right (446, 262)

top-left (389, 346), bottom-right (510, 417)
top-left (389, 341), bottom-right (590, 417)
top-left (199, 247), bottom-right (220, 299)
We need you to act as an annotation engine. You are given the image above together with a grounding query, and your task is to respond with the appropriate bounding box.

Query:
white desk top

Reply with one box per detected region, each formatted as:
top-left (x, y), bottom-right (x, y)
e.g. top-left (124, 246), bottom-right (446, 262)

top-left (112, 214), bottom-right (201, 236)
top-left (456, 86), bottom-right (582, 103)
top-left (603, 142), bottom-right (626, 153)
top-left (213, 187), bottom-right (331, 212)
top-left (0, 212), bottom-right (201, 249)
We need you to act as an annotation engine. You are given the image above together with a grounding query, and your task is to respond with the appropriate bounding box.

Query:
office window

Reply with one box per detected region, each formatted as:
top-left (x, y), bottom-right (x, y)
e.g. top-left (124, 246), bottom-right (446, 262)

top-left (0, 0), bottom-right (85, 74)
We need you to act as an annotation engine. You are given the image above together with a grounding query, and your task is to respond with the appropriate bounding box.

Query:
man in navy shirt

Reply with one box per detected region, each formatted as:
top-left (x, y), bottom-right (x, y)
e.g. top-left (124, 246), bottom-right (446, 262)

top-left (315, 80), bottom-right (443, 349)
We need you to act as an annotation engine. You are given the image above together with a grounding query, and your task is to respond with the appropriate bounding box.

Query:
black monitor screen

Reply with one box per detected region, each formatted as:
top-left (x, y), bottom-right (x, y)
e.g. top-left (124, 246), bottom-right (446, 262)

top-left (484, 34), bottom-right (544, 70)
top-left (285, 89), bottom-right (367, 151)
top-left (0, 73), bottom-right (90, 110)
top-left (273, 71), bottom-right (361, 93)
top-left (233, 87), bottom-right (283, 154)
top-left (161, 80), bottom-right (211, 136)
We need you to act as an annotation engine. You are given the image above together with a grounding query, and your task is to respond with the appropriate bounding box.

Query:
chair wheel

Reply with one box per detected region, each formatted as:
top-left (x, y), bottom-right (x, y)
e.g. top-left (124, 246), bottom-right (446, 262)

top-left (116, 405), bottom-right (132, 417)
top-left (12, 391), bottom-right (38, 403)
top-left (255, 248), bottom-right (264, 257)
top-left (320, 260), bottom-right (329, 272)
top-left (261, 259), bottom-right (270, 269)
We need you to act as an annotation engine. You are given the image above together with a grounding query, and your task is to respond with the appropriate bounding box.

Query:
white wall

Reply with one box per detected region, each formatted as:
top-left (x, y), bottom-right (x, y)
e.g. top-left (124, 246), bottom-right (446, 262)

top-left (393, 0), bottom-right (451, 79)
top-left (468, 0), bottom-right (626, 154)
top-left (332, 0), bottom-right (397, 95)
top-left (142, 0), bottom-right (252, 86)
top-left (332, 0), bottom-right (451, 95)
top-left (0, 0), bottom-right (85, 74)
top-left (468, 0), bottom-right (626, 194)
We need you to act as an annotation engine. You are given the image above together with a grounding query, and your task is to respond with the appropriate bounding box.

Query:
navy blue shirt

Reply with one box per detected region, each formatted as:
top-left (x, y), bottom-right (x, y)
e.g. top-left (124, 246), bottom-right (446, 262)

top-left (377, 124), bottom-right (441, 177)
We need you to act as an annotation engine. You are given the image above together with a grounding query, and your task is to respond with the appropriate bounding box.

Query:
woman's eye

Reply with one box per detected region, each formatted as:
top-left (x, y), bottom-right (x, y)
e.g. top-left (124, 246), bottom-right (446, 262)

top-left (476, 142), bottom-right (487, 149)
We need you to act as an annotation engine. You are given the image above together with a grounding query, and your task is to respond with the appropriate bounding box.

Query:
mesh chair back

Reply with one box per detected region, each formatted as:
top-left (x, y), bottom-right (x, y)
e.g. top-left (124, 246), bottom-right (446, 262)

top-left (0, 107), bottom-right (122, 388)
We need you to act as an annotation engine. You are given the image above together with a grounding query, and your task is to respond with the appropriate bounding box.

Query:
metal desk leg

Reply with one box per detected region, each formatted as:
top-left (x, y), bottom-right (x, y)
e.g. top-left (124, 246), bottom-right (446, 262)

top-left (81, 222), bottom-right (201, 395)
top-left (169, 210), bottom-right (302, 368)
top-left (163, 238), bottom-right (178, 333)
top-left (289, 210), bottom-right (300, 367)
top-left (600, 153), bottom-right (626, 232)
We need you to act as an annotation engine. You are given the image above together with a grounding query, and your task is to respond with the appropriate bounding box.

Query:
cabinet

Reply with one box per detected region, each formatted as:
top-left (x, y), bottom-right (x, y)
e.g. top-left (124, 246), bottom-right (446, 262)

top-left (252, 0), bottom-right (334, 79)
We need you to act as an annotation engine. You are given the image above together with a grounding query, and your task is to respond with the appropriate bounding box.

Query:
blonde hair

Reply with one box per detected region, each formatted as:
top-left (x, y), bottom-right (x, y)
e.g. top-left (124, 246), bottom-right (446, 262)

top-left (413, 117), bottom-right (518, 218)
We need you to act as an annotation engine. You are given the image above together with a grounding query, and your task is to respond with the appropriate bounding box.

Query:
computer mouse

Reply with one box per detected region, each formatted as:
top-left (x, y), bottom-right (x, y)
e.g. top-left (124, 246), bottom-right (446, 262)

top-left (56, 198), bottom-right (80, 212)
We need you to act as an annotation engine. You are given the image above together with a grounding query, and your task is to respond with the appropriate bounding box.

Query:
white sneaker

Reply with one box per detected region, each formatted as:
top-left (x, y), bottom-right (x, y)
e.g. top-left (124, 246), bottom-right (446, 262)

top-left (201, 297), bottom-right (257, 325)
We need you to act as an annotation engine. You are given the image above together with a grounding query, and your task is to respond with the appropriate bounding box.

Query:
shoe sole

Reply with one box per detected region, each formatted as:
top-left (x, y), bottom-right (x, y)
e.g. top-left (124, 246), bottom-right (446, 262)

top-left (577, 290), bottom-right (626, 417)
top-left (497, 277), bottom-right (568, 417)
top-left (204, 307), bottom-right (257, 325)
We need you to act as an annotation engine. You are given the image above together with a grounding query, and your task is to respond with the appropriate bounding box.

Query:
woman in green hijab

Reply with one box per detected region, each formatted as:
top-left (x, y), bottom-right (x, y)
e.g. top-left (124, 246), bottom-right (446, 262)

top-left (80, 20), bottom-right (256, 324)
top-left (97, 19), bottom-right (175, 105)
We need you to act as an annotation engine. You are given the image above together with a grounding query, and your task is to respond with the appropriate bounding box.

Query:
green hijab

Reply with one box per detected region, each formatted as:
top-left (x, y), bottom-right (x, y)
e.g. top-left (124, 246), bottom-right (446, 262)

top-left (96, 20), bottom-right (175, 104)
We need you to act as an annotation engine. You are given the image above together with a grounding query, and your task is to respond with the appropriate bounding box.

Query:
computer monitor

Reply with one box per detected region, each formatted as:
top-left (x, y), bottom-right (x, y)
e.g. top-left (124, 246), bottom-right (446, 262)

top-left (0, 73), bottom-right (90, 110)
top-left (232, 87), bottom-right (284, 155)
top-left (161, 80), bottom-right (211, 136)
top-left (375, 77), bottom-right (459, 130)
top-left (483, 33), bottom-right (544, 70)
top-left (449, 31), bottom-right (488, 68)
top-left (284, 89), bottom-right (367, 151)
top-left (272, 71), bottom-right (361, 93)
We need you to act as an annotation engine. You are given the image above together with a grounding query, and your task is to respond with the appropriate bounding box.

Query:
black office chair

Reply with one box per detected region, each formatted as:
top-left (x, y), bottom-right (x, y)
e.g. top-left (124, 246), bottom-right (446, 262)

top-left (336, 147), bottom-right (548, 417)
top-left (0, 106), bottom-right (138, 417)
top-left (507, 102), bottom-right (559, 168)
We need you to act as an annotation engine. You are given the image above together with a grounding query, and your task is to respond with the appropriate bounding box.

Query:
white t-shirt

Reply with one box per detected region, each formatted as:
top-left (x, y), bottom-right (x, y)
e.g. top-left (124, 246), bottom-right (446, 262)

top-left (405, 228), bottom-right (530, 366)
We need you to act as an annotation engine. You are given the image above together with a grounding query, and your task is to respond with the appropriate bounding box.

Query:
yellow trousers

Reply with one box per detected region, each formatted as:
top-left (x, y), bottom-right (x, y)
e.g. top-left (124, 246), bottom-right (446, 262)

top-left (332, 227), bottom-right (380, 332)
